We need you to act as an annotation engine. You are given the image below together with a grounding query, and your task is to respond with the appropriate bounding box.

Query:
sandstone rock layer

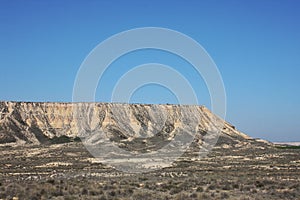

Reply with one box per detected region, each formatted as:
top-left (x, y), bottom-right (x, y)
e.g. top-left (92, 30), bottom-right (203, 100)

top-left (0, 101), bottom-right (251, 145)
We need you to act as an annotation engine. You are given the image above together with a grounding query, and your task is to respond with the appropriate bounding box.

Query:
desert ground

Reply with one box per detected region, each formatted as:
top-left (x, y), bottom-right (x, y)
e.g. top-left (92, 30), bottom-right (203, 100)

top-left (0, 139), bottom-right (299, 200)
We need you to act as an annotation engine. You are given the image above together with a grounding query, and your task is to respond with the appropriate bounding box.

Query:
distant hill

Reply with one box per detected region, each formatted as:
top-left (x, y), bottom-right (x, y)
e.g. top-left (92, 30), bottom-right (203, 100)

top-left (274, 142), bottom-right (300, 146)
top-left (0, 101), bottom-right (270, 148)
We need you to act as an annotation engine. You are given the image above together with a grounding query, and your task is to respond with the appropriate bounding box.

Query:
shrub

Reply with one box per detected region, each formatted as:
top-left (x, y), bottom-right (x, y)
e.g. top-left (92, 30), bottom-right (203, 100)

top-left (51, 135), bottom-right (72, 144)
top-left (196, 186), bottom-right (204, 192)
top-left (221, 192), bottom-right (229, 199)
top-left (255, 181), bottom-right (264, 188)
top-left (170, 187), bottom-right (181, 195)
top-left (81, 188), bottom-right (88, 195)
top-left (233, 183), bottom-right (239, 189)
top-left (207, 184), bottom-right (216, 190)
top-left (222, 184), bottom-right (231, 190)
top-left (73, 137), bottom-right (81, 142)
top-left (190, 193), bottom-right (198, 198)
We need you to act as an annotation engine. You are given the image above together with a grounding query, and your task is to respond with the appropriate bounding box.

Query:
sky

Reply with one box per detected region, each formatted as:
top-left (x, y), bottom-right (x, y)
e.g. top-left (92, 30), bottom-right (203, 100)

top-left (0, 0), bottom-right (299, 142)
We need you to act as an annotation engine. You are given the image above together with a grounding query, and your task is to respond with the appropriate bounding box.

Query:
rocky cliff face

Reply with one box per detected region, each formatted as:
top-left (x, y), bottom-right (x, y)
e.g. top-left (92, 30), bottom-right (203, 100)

top-left (0, 101), bottom-right (252, 146)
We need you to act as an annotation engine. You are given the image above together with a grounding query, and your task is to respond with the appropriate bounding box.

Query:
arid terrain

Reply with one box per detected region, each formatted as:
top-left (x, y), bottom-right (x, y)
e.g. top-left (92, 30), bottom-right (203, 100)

top-left (1, 141), bottom-right (299, 200)
top-left (0, 102), bottom-right (299, 199)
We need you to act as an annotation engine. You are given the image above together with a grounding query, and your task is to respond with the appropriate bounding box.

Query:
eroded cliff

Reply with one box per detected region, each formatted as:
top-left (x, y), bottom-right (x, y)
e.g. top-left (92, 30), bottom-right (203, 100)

top-left (0, 101), bottom-right (252, 146)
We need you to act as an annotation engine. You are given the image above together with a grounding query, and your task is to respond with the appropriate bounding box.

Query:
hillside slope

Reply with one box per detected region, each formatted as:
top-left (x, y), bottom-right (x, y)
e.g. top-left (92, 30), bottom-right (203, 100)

top-left (0, 101), bottom-right (264, 147)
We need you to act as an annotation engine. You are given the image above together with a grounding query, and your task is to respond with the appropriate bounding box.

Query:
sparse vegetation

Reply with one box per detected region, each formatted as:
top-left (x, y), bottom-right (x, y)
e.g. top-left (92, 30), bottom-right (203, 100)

top-left (276, 145), bottom-right (300, 149)
top-left (0, 142), bottom-right (299, 199)
top-left (50, 135), bottom-right (81, 144)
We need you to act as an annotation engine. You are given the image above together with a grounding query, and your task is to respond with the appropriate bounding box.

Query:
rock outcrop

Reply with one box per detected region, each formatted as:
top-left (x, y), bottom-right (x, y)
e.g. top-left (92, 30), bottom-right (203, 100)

top-left (0, 101), bottom-right (254, 146)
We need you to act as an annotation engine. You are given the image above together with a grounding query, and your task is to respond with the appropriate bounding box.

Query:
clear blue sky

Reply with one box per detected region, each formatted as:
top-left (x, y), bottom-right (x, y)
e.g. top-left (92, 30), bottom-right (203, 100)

top-left (0, 0), bottom-right (299, 142)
